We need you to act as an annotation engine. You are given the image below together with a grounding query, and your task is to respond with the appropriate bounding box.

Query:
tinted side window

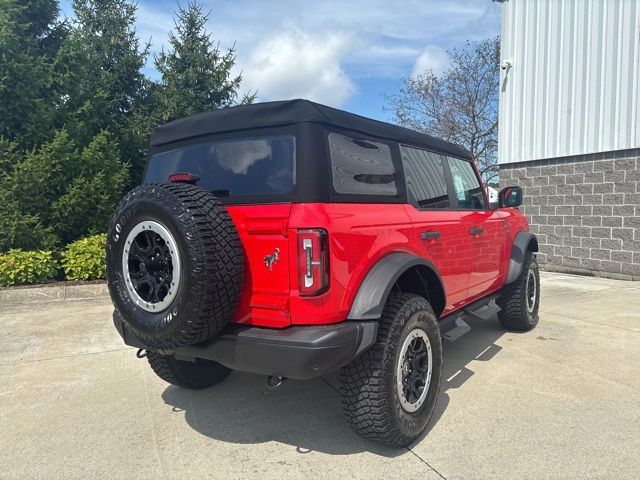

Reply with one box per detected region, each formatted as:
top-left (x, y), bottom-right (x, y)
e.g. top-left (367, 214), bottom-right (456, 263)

top-left (329, 132), bottom-right (397, 196)
top-left (145, 135), bottom-right (295, 197)
top-left (447, 157), bottom-right (486, 209)
top-left (400, 146), bottom-right (450, 208)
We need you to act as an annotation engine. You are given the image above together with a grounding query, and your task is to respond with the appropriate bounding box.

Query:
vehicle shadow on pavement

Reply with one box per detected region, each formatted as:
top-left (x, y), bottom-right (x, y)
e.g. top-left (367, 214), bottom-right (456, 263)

top-left (415, 314), bottom-right (505, 443)
top-left (161, 315), bottom-right (505, 455)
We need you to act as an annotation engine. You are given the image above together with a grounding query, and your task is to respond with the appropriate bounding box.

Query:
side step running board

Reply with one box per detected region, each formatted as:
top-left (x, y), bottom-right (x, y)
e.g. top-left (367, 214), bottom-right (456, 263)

top-left (442, 318), bottom-right (471, 342)
top-left (438, 294), bottom-right (501, 342)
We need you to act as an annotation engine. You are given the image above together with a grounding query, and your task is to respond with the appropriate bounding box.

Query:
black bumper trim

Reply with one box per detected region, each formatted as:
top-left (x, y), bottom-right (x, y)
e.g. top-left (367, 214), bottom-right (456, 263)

top-left (114, 314), bottom-right (378, 380)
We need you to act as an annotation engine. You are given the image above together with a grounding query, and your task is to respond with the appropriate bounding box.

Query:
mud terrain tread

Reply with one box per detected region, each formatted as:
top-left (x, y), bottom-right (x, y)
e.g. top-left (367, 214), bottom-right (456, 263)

top-left (106, 183), bottom-right (243, 349)
top-left (339, 293), bottom-right (441, 447)
top-left (146, 351), bottom-right (231, 389)
top-left (497, 251), bottom-right (539, 331)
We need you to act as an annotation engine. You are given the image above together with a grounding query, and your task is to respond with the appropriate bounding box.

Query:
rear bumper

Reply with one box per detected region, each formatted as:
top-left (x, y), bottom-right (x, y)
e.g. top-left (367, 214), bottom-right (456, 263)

top-left (113, 314), bottom-right (378, 380)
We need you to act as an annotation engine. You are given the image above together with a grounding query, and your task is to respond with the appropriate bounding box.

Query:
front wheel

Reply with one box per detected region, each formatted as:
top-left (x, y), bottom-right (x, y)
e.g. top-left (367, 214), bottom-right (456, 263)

top-left (339, 293), bottom-right (443, 447)
top-left (497, 251), bottom-right (540, 331)
top-left (147, 352), bottom-right (232, 389)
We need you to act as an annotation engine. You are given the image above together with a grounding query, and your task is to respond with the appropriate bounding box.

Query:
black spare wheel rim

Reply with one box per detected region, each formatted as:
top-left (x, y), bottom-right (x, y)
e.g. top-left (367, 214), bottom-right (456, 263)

top-left (123, 220), bottom-right (180, 312)
top-left (106, 183), bottom-right (244, 349)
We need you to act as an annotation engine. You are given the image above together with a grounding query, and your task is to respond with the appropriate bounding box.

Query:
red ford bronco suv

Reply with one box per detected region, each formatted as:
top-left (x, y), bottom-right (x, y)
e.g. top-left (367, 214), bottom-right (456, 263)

top-left (107, 99), bottom-right (540, 447)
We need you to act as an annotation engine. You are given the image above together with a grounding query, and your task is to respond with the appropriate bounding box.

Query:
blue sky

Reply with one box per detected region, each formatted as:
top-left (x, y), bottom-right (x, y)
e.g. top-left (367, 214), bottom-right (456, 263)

top-left (60, 0), bottom-right (502, 121)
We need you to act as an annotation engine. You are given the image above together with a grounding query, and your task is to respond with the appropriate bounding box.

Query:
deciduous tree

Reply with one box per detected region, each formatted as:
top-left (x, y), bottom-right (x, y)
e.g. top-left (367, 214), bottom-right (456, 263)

top-left (385, 37), bottom-right (500, 182)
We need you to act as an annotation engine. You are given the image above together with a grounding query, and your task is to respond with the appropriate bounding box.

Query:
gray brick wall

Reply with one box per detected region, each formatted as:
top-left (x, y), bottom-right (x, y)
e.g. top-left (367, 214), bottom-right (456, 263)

top-left (500, 149), bottom-right (640, 280)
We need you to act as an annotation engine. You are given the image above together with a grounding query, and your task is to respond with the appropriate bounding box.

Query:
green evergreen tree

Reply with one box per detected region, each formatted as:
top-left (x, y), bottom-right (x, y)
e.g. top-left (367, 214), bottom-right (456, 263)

top-left (50, 0), bottom-right (149, 177)
top-left (0, 0), bottom-right (65, 147)
top-left (154, 1), bottom-right (255, 123)
top-left (52, 132), bottom-right (128, 243)
top-left (0, 0), bottom-right (257, 252)
top-left (0, 130), bottom-right (128, 250)
top-left (0, 190), bottom-right (58, 252)
top-left (0, 138), bottom-right (19, 175)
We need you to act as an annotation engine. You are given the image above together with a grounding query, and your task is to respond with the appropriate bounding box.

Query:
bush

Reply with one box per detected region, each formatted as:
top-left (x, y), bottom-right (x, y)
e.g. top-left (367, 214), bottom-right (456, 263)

top-left (0, 130), bottom-right (128, 251)
top-left (0, 190), bottom-right (60, 252)
top-left (52, 133), bottom-right (129, 244)
top-left (0, 250), bottom-right (59, 287)
top-left (61, 234), bottom-right (107, 281)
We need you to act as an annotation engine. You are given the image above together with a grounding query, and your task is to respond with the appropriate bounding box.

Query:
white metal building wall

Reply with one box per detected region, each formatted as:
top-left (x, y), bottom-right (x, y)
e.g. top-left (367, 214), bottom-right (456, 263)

top-left (498, 0), bottom-right (640, 165)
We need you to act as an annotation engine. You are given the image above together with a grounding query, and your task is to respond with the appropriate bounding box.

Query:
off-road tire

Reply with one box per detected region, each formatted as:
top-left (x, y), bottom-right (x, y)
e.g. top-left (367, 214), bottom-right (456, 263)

top-left (497, 251), bottom-right (540, 331)
top-left (147, 352), bottom-right (232, 389)
top-left (339, 293), bottom-right (443, 448)
top-left (106, 183), bottom-right (243, 349)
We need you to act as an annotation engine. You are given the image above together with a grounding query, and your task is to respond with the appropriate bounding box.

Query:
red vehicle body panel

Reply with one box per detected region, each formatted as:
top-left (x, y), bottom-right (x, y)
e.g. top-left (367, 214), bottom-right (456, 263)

top-left (227, 201), bottom-right (529, 329)
top-left (227, 204), bottom-right (293, 328)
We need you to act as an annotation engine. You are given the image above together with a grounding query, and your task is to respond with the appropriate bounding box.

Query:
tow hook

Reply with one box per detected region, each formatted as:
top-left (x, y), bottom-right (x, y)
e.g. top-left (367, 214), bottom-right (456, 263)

top-left (266, 375), bottom-right (286, 389)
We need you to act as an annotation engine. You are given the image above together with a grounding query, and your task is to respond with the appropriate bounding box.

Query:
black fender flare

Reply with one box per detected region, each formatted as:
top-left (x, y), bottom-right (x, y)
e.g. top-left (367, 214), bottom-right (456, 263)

top-left (505, 231), bottom-right (539, 284)
top-left (347, 252), bottom-right (444, 320)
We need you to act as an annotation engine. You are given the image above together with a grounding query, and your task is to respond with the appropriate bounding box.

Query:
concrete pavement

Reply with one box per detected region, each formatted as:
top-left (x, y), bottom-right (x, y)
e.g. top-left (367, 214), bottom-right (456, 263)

top-left (1, 272), bottom-right (639, 479)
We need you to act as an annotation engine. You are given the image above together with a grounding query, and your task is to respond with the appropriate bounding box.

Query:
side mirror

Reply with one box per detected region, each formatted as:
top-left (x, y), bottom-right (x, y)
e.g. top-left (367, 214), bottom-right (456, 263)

top-left (499, 186), bottom-right (522, 208)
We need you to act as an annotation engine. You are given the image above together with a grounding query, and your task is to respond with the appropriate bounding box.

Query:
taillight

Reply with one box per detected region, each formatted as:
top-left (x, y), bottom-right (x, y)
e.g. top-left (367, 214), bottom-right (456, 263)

top-left (297, 229), bottom-right (329, 296)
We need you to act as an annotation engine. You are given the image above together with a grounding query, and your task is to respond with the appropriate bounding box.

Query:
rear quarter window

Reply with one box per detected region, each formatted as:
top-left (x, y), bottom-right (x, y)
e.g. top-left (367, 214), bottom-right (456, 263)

top-left (328, 132), bottom-right (397, 196)
top-left (145, 135), bottom-right (296, 197)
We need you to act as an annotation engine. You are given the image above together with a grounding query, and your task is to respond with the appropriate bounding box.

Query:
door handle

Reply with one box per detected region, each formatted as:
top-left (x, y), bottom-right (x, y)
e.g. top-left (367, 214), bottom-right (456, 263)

top-left (469, 226), bottom-right (484, 236)
top-left (421, 231), bottom-right (441, 241)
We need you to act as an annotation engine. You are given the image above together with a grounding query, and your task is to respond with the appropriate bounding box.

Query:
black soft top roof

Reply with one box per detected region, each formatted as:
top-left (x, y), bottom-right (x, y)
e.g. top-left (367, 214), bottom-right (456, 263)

top-left (149, 99), bottom-right (471, 159)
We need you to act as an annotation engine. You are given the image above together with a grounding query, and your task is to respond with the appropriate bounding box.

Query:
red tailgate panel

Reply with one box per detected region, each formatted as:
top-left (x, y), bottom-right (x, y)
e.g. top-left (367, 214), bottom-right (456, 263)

top-left (227, 204), bottom-right (292, 328)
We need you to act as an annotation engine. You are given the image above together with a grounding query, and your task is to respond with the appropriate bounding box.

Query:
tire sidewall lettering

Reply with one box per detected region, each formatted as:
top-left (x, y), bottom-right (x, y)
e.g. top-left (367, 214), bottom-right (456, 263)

top-left (107, 197), bottom-right (187, 335)
top-left (392, 307), bottom-right (442, 437)
top-left (105, 183), bottom-right (243, 348)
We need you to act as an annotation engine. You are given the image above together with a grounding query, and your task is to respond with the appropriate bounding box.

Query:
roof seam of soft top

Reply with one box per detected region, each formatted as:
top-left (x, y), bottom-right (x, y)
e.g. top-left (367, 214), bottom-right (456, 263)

top-left (307, 99), bottom-right (330, 123)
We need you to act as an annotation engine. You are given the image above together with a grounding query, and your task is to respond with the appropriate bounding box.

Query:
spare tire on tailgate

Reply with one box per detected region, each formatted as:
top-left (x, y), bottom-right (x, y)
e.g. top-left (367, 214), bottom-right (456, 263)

top-left (106, 183), bottom-right (243, 349)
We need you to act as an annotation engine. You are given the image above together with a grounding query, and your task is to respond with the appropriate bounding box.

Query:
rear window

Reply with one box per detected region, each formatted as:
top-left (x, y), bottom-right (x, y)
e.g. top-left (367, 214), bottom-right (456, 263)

top-left (329, 132), bottom-right (397, 196)
top-left (145, 135), bottom-right (296, 197)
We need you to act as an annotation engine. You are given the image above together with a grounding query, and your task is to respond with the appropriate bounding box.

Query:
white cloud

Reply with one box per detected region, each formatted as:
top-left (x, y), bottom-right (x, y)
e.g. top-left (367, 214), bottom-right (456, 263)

top-left (411, 45), bottom-right (449, 77)
top-left (240, 26), bottom-right (356, 107)
top-left (60, 0), bottom-right (502, 106)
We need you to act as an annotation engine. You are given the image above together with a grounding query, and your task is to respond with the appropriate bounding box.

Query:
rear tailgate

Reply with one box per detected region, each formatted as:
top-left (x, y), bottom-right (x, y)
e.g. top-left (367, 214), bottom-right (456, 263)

top-left (227, 204), bottom-right (292, 327)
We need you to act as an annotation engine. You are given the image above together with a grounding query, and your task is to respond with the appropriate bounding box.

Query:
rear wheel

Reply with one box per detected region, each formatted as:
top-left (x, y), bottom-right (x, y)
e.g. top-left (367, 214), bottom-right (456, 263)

top-left (147, 351), bottom-right (232, 389)
top-left (497, 251), bottom-right (540, 331)
top-left (339, 293), bottom-right (443, 447)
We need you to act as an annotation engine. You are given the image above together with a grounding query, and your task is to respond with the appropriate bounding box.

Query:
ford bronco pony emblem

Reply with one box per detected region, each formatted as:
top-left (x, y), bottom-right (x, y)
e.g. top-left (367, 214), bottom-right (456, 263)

top-left (264, 248), bottom-right (280, 272)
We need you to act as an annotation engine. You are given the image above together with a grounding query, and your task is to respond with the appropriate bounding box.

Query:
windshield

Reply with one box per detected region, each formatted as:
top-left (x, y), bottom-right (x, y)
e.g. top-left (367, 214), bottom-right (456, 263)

top-left (145, 135), bottom-right (296, 197)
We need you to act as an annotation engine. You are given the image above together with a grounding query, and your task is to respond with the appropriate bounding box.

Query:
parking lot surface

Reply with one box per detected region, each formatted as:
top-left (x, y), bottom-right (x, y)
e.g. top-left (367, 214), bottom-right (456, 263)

top-left (1, 272), bottom-right (639, 479)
